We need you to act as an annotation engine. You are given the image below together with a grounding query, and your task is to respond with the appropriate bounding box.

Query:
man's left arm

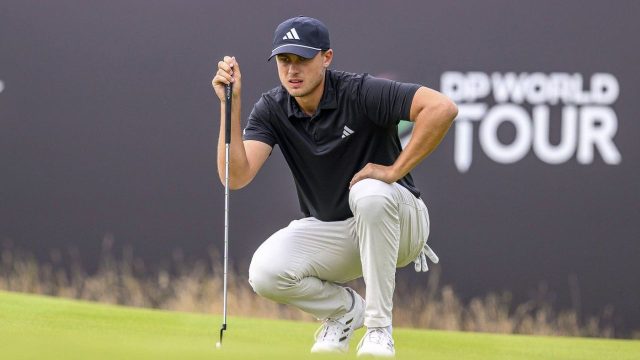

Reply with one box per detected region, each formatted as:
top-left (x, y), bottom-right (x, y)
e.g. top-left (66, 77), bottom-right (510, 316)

top-left (349, 87), bottom-right (458, 187)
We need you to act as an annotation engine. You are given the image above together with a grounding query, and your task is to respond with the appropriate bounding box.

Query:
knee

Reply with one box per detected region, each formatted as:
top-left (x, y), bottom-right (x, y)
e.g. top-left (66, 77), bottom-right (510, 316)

top-left (248, 254), bottom-right (294, 301)
top-left (248, 255), bottom-right (278, 299)
top-left (349, 179), bottom-right (396, 220)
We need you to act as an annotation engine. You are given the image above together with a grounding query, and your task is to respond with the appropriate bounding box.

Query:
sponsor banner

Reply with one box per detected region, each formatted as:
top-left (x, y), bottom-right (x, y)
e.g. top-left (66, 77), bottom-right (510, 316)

top-left (443, 71), bottom-right (622, 172)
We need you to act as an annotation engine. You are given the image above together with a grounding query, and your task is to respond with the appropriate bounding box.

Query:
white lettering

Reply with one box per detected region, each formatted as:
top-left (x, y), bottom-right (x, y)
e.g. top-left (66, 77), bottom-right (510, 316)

top-left (464, 72), bottom-right (491, 102)
top-left (450, 72), bottom-right (619, 106)
top-left (442, 72), bottom-right (491, 102)
top-left (524, 72), bottom-right (548, 105)
top-left (552, 73), bottom-right (584, 104)
top-left (578, 106), bottom-right (621, 164)
top-left (533, 105), bottom-right (578, 164)
top-left (440, 72), bottom-right (466, 102)
top-left (491, 72), bottom-right (526, 104)
top-left (590, 73), bottom-right (619, 105)
top-left (479, 105), bottom-right (532, 164)
top-left (454, 104), bottom-right (487, 173)
top-left (442, 71), bottom-right (622, 172)
top-left (572, 74), bottom-right (591, 104)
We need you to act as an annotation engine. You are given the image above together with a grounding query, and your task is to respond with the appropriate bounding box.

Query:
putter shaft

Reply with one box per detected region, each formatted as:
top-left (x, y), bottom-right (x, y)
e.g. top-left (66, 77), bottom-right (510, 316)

top-left (219, 83), bottom-right (232, 346)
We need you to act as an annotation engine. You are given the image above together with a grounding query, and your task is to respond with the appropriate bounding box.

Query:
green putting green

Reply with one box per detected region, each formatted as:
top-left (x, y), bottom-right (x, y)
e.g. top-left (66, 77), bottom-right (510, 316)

top-left (0, 290), bottom-right (638, 359)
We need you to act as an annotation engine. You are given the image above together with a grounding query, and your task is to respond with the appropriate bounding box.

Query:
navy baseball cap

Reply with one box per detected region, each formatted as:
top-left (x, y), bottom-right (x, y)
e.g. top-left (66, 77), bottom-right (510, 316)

top-left (268, 16), bottom-right (330, 60)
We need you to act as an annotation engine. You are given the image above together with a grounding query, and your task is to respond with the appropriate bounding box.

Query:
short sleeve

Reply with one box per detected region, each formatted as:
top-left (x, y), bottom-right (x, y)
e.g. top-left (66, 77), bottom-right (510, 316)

top-left (358, 75), bottom-right (421, 127)
top-left (243, 95), bottom-right (277, 147)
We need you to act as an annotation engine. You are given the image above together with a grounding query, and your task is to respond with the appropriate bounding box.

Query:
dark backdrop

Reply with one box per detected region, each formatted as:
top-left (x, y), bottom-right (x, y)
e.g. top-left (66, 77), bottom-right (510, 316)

top-left (1, 0), bottom-right (638, 333)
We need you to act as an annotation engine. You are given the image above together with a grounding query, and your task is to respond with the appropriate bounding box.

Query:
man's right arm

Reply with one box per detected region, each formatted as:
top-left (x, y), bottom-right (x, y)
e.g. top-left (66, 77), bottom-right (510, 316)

top-left (212, 56), bottom-right (272, 189)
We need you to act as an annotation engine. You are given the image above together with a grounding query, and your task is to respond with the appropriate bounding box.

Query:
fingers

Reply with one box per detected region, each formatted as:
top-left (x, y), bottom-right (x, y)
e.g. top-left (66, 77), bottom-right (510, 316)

top-left (414, 244), bottom-right (439, 273)
top-left (222, 56), bottom-right (241, 82)
top-left (349, 171), bottom-right (365, 188)
top-left (215, 61), bottom-right (234, 84)
top-left (414, 252), bottom-right (428, 272)
top-left (219, 58), bottom-right (233, 73)
top-left (228, 56), bottom-right (240, 74)
top-left (424, 244), bottom-right (439, 264)
top-left (349, 163), bottom-right (398, 189)
top-left (214, 71), bottom-right (233, 86)
top-left (421, 253), bottom-right (428, 272)
top-left (349, 163), bottom-right (372, 188)
top-left (213, 56), bottom-right (241, 86)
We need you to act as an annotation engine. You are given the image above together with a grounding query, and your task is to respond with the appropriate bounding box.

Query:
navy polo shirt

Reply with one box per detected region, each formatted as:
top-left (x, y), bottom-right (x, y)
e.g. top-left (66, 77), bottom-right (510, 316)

top-left (243, 70), bottom-right (421, 221)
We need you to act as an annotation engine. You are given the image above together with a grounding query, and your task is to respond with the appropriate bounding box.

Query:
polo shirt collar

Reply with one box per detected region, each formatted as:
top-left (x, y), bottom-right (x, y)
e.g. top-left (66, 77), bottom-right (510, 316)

top-left (286, 70), bottom-right (337, 118)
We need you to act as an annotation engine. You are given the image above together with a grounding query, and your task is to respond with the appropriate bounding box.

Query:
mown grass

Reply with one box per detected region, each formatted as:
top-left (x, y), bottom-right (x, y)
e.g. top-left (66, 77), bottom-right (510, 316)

top-left (0, 241), bottom-right (623, 339)
top-left (1, 291), bottom-right (638, 360)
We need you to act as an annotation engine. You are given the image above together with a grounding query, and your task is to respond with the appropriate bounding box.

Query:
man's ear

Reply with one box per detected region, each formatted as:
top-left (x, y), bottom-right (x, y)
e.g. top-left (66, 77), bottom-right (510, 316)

top-left (322, 49), bottom-right (334, 68)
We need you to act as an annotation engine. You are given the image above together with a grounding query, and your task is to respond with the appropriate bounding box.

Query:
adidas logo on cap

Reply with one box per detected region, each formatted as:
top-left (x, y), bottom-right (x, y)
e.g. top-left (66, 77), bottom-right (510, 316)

top-left (282, 28), bottom-right (300, 40)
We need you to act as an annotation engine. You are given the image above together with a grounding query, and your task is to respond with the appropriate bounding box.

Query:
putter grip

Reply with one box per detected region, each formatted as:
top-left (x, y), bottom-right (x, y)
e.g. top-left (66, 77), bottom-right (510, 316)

top-left (225, 84), bottom-right (232, 144)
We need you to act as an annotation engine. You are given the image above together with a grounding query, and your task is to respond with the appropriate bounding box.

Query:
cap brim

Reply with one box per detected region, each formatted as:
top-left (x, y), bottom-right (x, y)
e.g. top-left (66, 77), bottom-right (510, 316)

top-left (268, 44), bottom-right (321, 61)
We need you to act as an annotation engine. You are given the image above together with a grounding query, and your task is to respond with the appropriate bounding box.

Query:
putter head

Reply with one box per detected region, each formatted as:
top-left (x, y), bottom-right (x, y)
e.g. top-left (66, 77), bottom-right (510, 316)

top-left (217, 323), bottom-right (226, 348)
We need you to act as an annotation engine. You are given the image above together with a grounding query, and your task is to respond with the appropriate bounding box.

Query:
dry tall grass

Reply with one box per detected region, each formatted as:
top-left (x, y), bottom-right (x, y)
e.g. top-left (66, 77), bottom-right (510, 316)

top-left (0, 239), bottom-right (622, 338)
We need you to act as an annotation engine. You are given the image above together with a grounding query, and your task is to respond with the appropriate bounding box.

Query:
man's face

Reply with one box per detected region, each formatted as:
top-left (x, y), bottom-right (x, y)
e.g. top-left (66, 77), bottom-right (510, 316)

top-left (275, 50), bottom-right (333, 98)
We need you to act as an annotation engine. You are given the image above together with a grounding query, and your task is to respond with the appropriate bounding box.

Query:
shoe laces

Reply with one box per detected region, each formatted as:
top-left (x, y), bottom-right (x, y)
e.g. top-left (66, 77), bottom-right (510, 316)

top-left (358, 328), bottom-right (394, 349)
top-left (315, 319), bottom-right (346, 342)
top-left (315, 320), bottom-right (342, 340)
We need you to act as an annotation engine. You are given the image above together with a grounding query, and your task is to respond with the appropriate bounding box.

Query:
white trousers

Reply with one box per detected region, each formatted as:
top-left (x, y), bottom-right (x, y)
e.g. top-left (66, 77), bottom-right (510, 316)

top-left (248, 178), bottom-right (430, 328)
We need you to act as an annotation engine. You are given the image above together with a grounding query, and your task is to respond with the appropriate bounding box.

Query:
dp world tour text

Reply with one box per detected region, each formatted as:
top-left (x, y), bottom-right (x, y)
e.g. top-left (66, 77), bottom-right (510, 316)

top-left (440, 71), bottom-right (622, 173)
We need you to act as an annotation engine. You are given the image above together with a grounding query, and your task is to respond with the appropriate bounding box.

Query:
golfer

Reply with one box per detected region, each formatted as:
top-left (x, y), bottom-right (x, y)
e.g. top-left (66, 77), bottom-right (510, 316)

top-left (212, 16), bottom-right (457, 357)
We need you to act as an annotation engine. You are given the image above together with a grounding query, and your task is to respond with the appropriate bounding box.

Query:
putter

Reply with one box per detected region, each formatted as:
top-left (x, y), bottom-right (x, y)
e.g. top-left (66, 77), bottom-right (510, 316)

top-left (217, 82), bottom-right (232, 349)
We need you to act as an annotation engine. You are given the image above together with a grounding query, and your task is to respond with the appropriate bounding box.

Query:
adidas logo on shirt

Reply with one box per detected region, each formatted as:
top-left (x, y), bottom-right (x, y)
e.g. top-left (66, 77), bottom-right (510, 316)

top-left (282, 28), bottom-right (300, 40)
top-left (342, 126), bottom-right (354, 138)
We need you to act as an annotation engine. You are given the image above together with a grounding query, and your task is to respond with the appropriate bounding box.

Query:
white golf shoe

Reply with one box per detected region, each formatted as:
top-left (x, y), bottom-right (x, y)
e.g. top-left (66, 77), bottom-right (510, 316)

top-left (356, 328), bottom-right (395, 357)
top-left (310, 288), bottom-right (365, 353)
